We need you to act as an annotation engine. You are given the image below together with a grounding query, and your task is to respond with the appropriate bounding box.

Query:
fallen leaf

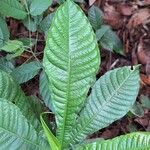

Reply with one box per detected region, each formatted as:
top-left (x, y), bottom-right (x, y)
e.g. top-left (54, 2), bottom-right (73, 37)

top-left (100, 128), bottom-right (120, 139)
top-left (146, 60), bottom-right (150, 75)
top-left (117, 4), bottom-right (134, 16)
top-left (127, 8), bottom-right (150, 29)
top-left (107, 0), bottom-right (125, 2)
top-left (141, 74), bottom-right (150, 85)
top-left (103, 4), bottom-right (123, 29)
top-left (137, 0), bottom-right (150, 6)
top-left (137, 38), bottom-right (150, 65)
top-left (89, 0), bottom-right (96, 6)
top-left (135, 117), bottom-right (150, 127)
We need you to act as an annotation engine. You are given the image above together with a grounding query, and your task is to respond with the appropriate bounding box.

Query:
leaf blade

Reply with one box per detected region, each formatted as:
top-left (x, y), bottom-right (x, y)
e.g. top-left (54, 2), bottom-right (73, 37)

top-left (0, 70), bottom-right (42, 131)
top-left (43, 0), bottom-right (100, 148)
top-left (11, 61), bottom-right (42, 84)
top-left (40, 112), bottom-right (60, 150)
top-left (0, 17), bottom-right (10, 48)
top-left (0, 0), bottom-right (27, 20)
top-left (0, 99), bottom-right (48, 149)
top-left (39, 71), bottom-right (54, 111)
top-left (30, 0), bottom-right (52, 16)
top-left (75, 132), bottom-right (150, 150)
top-left (88, 5), bottom-right (103, 30)
top-left (70, 66), bottom-right (140, 145)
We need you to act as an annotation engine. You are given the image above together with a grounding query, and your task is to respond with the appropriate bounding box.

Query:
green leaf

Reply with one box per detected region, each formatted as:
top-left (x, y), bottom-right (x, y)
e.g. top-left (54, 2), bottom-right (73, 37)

top-left (96, 25), bottom-right (110, 41)
top-left (1, 40), bottom-right (24, 59)
top-left (69, 66), bottom-right (140, 145)
top-left (88, 5), bottom-right (103, 30)
top-left (0, 70), bottom-right (42, 131)
top-left (28, 96), bottom-right (45, 120)
top-left (0, 17), bottom-right (10, 48)
top-left (40, 112), bottom-right (60, 150)
top-left (18, 38), bottom-right (37, 48)
top-left (30, 0), bottom-right (52, 16)
top-left (23, 16), bottom-right (38, 32)
top-left (0, 99), bottom-right (49, 149)
top-left (39, 13), bottom-right (54, 34)
top-left (11, 61), bottom-right (42, 84)
top-left (0, 28), bottom-right (3, 47)
top-left (141, 95), bottom-right (150, 109)
top-left (1, 40), bottom-right (23, 52)
top-left (75, 132), bottom-right (150, 150)
top-left (43, 0), bottom-right (100, 148)
top-left (0, 57), bottom-right (14, 73)
top-left (0, 0), bottom-right (27, 20)
top-left (96, 25), bottom-right (124, 55)
top-left (39, 71), bottom-right (54, 111)
top-left (130, 101), bottom-right (144, 117)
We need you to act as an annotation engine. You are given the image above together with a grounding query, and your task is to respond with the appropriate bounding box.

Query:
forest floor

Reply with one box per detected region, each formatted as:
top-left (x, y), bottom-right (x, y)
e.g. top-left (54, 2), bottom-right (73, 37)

top-left (6, 0), bottom-right (150, 139)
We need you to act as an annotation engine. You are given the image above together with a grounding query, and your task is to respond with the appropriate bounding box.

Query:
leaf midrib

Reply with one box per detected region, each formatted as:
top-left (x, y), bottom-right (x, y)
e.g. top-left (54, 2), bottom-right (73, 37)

top-left (60, 1), bottom-right (72, 149)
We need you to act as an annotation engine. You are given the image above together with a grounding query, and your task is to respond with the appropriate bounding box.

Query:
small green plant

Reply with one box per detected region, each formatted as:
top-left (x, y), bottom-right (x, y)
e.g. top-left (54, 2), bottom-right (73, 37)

top-left (0, 0), bottom-right (150, 150)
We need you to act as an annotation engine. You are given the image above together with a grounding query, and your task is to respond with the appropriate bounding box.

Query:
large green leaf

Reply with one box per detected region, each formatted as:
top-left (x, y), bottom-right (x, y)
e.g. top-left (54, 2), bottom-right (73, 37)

top-left (69, 66), bottom-right (140, 145)
top-left (0, 17), bottom-right (10, 48)
top-left (30, 0), bottom-right (52, 16)
top-left (75, 132), bottom-right (150, 150)
top-left (0, 70), bottom-right (41, 131)
top-left (43, 0), bottom-right (100, 148)
top-left (0, 99), bottom-right (49, 150)
top-left (0, 0), bottom-right (27, 20)
top-left (11, 61), bottom-right (42, 84)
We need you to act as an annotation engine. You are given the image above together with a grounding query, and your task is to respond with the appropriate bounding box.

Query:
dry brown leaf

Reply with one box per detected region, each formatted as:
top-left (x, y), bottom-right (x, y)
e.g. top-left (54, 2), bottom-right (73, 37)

top-left (100, 129), bottom-right (120, 139)
top-left (103, 4), bottom-right (123, 29)
top-left (135, 117), bottom-right (150, 127)
top-left (146, 61), bottom-right (150, 75)
top-left (137, 0), bottom-right (150, 6)
top-left (137, 39), bottom-right (150, 65)
top-left (117, 4), bottom-right (134, 16)
top-left (89, 0), bottom-right (96, 6)
top-left (127, 8), bottom-right (150, 29)
top-left (141, 74), bottom-right (150, 85)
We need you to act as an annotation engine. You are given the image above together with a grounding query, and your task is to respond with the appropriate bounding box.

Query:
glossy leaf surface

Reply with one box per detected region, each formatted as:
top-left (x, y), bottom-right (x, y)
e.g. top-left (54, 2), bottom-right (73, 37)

top-left (0, 70), bottom-right (41, 131)
top-left (69, 66), bottom-right (140, 145)
top-left (0, 100), bottom-right (48, 150)
top-left (43, 0), bottom-right (100, 148)
top-left (75, 132), bottom-right (150, 150)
